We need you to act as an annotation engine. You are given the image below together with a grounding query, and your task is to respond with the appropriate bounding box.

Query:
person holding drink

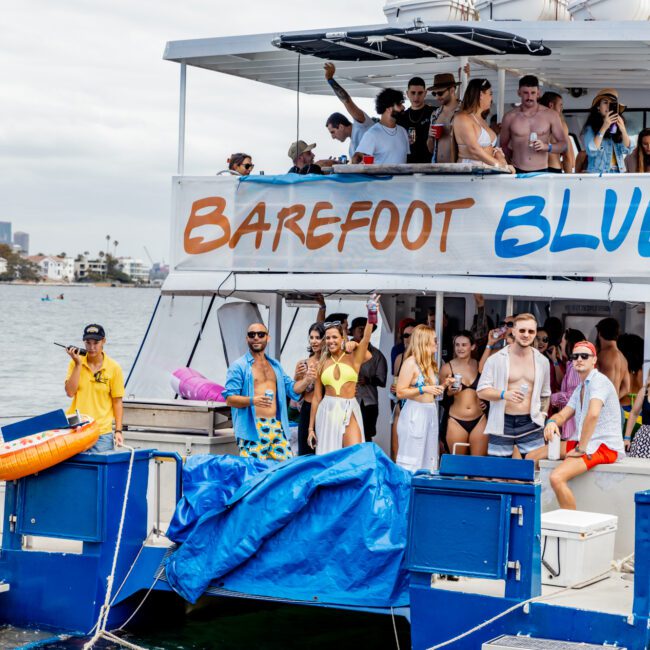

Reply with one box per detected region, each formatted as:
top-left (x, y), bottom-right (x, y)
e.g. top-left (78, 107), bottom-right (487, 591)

top-left (224, 322), bottom-right (313, 461)
top-left (583, 88), bottom-right (631, 174)
top-left (426, 71), bottom-right (463, 163)
top-left (395, 325), bottom-right (453, 471)
top-left (294, 322), bottom-right (326, 456)
top-left (440, 331), bottom-right (488, 456)
top-left (453, 79), bottom-right (511, 170)
top-left (308, 295), bottom-right (380, 454)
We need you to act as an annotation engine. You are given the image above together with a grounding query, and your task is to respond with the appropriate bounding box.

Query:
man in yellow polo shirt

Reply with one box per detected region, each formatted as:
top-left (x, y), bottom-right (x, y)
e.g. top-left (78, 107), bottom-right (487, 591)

top-left (65, 323), bottom-right (125, 452)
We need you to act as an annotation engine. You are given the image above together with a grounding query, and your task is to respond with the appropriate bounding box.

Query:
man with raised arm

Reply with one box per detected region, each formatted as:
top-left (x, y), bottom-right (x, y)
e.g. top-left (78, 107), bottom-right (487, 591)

top-left (596, 317), bottom-right (630, 402)
top-left (324, 62), bottom-right (374, 159)
top-left (396, 76), bottom-right (434, 163)
top-left (500, 75), bottom-right (568, 174)
top-left (426, 73), bottom-right (462, 163)
top-left (352, 88), bottom-right (410, 165)
top-left (477, 313), bottom-right (551, 458)
top-left (543, 341), bottom-right (624, 509)
top-left (224, 322), bottom-right (314, 461)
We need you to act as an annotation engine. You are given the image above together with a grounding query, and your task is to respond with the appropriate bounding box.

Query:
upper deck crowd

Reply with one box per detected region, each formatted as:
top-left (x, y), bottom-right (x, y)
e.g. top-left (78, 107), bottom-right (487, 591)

top-left (222, 64), bottom-right (650, 177)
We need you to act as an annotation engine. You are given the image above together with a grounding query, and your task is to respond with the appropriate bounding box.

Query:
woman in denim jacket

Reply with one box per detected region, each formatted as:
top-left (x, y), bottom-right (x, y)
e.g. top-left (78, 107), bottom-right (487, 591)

top-left (583, 88), bottom-right (631, 174)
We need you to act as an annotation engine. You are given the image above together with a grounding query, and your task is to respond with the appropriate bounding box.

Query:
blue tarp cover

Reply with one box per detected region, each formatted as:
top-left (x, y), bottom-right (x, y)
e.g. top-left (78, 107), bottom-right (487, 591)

top-left (165, 444), bottom-right (411, 607)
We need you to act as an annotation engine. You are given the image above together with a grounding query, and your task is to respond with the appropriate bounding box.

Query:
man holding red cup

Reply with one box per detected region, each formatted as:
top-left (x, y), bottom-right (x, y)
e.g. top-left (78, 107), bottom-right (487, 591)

top-left (427, 73), bottom-right (462, 163)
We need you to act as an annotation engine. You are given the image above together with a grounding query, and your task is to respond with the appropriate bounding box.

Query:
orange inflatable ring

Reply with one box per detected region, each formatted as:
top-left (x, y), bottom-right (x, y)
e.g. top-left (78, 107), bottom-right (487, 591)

top-left (0, 418), bottom-right (100, 481)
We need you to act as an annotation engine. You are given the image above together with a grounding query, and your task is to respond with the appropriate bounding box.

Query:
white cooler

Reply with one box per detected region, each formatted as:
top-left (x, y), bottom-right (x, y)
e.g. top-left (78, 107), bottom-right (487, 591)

top-left (541, 509), bottom-right (617, 587)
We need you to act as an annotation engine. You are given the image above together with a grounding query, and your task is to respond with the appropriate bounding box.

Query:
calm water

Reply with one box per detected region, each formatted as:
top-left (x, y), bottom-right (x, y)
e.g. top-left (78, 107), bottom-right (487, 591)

top-left (0, 284), bottom-right (410, 649)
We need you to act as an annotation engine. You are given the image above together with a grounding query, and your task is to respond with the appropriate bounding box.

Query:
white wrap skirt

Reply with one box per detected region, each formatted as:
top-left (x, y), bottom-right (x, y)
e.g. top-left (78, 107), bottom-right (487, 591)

top-left (315, 395), bottom-right (364, 455)
top-left (396, 399), bottom-right (439, 472)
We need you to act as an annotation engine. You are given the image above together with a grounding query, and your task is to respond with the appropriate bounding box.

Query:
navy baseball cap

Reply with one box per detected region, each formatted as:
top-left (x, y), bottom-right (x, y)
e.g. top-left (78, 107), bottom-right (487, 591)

top-left (83, 324), bottom-right (105, 341)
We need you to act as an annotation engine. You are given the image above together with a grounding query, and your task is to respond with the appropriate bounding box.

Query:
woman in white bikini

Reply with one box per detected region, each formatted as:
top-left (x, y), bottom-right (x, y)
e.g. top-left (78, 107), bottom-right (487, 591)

top-left (453, 79), bottom-right (512, 171)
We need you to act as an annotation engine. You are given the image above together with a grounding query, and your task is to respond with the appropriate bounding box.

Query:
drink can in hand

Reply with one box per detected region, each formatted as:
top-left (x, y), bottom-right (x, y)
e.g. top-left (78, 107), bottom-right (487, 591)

top-left (362, 155), bottom-right (375, 164)
top-left (453, 373), bottom-right (463, 389)
top-left (548, 433), bottom-right (561, 461)
top-left (529, 132), bottom-right (538, 147)
top-left (367, 298), bottom-right (378, 325)
top-left (264, 389), bottom-right (274, 402)
top-left (519, 383), bottom-right (529, 396)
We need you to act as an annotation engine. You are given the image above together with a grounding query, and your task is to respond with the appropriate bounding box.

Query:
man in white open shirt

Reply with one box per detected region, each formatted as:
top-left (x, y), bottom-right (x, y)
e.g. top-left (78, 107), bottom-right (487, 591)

top-left (543, 341), bottom-right (624, 509)
top-left (477, 313), bottom-right (551, 458)
top-left (352, 88), bottom-right (410, 165)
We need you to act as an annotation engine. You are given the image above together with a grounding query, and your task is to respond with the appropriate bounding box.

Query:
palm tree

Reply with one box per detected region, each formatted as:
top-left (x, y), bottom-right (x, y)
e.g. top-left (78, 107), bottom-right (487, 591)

top-left (113, 240), bottom-right (119, 257)
top-left (105, 235), bottom-right (110, 278)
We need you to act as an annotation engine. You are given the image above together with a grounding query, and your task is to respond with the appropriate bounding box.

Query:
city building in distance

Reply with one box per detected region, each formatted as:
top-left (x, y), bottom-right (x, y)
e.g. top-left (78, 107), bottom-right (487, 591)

top-left (0, 222), bottom-right (11, 245)
top-left (13, 231), bottom-right (29, 254)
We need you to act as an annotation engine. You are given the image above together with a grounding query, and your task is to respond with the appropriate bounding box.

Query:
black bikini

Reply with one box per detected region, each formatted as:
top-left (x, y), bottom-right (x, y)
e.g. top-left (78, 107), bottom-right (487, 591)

top-left (448, 363), bottom-right (485, 434)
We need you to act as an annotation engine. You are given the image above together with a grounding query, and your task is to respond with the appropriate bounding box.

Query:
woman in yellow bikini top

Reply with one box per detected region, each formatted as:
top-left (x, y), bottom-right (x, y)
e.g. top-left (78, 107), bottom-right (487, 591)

top-left (320, 356), bottom-right (359, 395)
top-left (308, 295), bottom-right (380, 454)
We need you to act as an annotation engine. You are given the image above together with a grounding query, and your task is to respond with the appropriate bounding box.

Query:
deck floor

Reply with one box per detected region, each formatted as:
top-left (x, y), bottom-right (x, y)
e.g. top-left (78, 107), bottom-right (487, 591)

top-left (433, 571), bottom-right (634, 616)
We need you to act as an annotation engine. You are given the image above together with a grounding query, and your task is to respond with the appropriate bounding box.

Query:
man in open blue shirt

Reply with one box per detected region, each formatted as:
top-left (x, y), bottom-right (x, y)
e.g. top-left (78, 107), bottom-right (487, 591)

top-left (224, 322), bottom-right (314, 461)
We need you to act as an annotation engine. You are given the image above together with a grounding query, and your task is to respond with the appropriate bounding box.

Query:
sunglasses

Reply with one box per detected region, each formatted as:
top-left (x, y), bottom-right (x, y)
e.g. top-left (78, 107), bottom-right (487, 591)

top-left (247, 331), bottom-right (267, 339)
top-left (518, 329), bottom-right (537, 335)
top-left (432, 89), bottom-right (449, 97)
top-left (242, 163), bottom-right (254, 170)
top-left (324, 321), bottom-right (342, 328)
top-left (93, 370), bottom-right (108, 384)
top-left (569, 352), bottom-right (594, 361)
top-left (500, 321), bottom-right (514, 328)
top-left (403, 333), bottom-right (411, 339)
top-left (537, 336), bottom-right (549, 343)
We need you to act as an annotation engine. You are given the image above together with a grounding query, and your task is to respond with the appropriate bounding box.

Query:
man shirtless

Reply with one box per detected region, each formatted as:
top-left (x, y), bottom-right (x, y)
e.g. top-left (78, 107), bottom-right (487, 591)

top-left (539, 91), bottom-right (575, 173)
top-left (596, 317), bottom-right (630, 401)
top-left (477, 313), bottom-right (551, 458)
top-left (500, 75), bottom-right (568, 174)
top-left (426, 72), bottom-right (461, 163)
top-left (224, 322), bottom-right (313, 460)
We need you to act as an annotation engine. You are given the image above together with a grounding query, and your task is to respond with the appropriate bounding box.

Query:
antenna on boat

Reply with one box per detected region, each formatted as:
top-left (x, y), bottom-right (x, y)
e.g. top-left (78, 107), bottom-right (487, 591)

top-left (296, 53), bottom-right (301, 149)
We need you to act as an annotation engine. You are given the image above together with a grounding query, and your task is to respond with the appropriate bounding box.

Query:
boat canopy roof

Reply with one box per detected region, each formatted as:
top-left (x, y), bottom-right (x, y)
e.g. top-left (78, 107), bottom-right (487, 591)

top-left (163, 20), bottom-right (650, 97)
top-left (272, 25), bottom-right (550, 62)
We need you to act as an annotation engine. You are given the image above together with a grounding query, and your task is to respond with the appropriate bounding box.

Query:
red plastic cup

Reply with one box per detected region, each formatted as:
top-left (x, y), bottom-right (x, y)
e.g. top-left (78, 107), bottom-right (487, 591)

top-left (429, 123), bottom-right (444, 139)
top-left (362, 155), bottom-right (375, 164)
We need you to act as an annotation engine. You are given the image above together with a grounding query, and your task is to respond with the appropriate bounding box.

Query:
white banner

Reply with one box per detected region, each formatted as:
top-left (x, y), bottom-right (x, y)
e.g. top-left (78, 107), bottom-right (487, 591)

top-left (171, 174), bottom-right (650, 277)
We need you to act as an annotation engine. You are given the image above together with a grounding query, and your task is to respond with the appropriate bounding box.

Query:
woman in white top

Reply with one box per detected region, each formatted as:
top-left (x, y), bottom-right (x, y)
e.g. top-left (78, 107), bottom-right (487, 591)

top-left (395, 325), bottom-right (453, 472)
top-left (453, 79), bottom-right (511, 171)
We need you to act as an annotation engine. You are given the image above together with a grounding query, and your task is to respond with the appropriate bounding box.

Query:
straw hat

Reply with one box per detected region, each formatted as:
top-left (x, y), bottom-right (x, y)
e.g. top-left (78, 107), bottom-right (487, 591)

top-left (591, 88), bottom-right (626, 113)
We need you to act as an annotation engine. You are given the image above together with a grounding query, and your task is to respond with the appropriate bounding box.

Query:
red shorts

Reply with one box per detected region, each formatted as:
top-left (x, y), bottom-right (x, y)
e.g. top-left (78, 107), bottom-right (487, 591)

top-left (566, 441), bottom-right (618, 469)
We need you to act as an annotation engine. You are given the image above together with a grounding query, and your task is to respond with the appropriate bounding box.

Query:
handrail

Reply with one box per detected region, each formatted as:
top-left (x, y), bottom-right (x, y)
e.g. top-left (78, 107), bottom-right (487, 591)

top-left (151, 451), bottom-right (183, 504)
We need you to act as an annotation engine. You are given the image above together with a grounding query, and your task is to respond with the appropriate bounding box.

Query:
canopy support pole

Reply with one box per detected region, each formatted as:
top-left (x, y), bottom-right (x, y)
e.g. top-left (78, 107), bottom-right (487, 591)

top-left (645, 303), bottom-right (650, 379)
top-left (177, 63), bottom-right (187, 176)
top-left (497, 68), bottom-right (506, 122)
top-left (460, 56), bottom-right (469, 97)
top-left (506, 295), bottom-right (514, 319)
top-left (435, 291), bottom-right (444, 368)
top-left (268, 293), bottom-right (283, 359)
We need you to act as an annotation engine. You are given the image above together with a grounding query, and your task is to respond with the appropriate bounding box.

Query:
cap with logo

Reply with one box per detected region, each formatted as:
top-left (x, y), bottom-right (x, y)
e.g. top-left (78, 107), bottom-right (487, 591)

top-left (288, 140), bottom-right (316, 160)
top-left (83, 324), bottom-right (106, 341)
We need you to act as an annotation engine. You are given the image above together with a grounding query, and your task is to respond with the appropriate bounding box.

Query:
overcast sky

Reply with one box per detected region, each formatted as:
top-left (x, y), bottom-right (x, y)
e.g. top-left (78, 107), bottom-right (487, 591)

top-left (2, 1), bottom-right (388, 262)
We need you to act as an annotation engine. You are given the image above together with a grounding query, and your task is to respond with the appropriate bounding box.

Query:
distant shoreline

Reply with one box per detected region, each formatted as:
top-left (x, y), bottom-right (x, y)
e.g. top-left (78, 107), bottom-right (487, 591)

top-left (0, 281), bottom-right (160, 288)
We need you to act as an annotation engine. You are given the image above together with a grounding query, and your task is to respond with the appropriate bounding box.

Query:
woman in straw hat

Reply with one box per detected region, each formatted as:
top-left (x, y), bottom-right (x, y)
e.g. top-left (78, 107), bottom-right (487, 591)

top-left (582, 88), bottom-right (631, 174)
